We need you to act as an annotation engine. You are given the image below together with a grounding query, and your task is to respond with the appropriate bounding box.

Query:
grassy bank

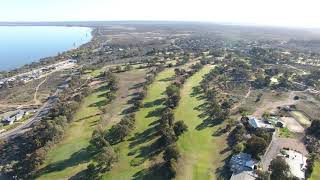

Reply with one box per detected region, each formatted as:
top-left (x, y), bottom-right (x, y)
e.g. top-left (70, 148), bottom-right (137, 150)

top-left (102, 68), bottom-right (175, 180)
top-left (175, 66), bottom-right (230, 180)
top-left (310, 160), bottom-right (320, 180)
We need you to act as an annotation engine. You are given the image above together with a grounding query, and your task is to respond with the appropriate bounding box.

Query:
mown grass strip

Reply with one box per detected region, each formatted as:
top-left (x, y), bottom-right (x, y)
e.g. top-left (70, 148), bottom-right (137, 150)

top-left (175, 66), bottom-right (230, 180)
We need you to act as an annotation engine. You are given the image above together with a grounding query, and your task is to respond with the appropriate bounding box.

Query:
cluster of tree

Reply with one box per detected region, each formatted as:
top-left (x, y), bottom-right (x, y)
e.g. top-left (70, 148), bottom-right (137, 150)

top-left (103, 70), bottom-right (118, 102)
top-left (202, 86), bottom-right (231, 122)
top-left (304, 119), bottom-right (320, 178)
top-left (252, 74), bottom-right (271, 89)
top-left (175, 53), bottom-right (190, 66)
top-left (228, 124), bottom-right (247, 153)
top-left (158, 107), bottom-right (187, 178)
top-left (165, 84), bottom-right (181, 108)
top-left (86, 127), bottom-right (118, 179)
top-left (86, 114), bottom-right (136, 178)
top-left (105, 114), bottom-right (136, 144)
top-left (304, 69), bottom-right (320, 87)
top-left (266, 157), bottom-right (300, 180)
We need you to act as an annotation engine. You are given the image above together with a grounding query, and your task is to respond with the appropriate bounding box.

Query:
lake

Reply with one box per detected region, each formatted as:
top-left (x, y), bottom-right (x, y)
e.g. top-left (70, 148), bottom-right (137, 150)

top-left (0, 26), bottom-right (92, 71)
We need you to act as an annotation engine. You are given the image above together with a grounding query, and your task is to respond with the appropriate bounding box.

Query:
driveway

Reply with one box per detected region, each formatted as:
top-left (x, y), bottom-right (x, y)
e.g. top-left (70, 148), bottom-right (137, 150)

top-left (261, 136), bottom-right (308, 171)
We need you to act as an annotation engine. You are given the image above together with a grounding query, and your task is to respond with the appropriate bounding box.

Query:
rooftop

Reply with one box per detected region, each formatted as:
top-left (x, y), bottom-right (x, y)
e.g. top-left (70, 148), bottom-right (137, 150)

top-left (230, 153), bottom-right (258, 173)
top-left (248, 117), bottom-right (275, 129)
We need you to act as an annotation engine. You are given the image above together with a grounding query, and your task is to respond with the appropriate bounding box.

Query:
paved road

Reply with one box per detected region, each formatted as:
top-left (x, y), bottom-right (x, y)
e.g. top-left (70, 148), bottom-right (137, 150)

top-left (0, 89), bottom-right (58, 140)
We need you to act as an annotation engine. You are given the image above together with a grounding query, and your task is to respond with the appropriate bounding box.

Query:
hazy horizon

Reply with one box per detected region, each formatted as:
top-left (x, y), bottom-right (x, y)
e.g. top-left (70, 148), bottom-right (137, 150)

top-left (1, 0), bottom-right (320, 28)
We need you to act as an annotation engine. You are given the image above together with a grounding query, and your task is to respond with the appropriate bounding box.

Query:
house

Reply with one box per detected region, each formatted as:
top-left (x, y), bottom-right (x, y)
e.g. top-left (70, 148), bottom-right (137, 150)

top-left (229, 153), bottom-right (258, 180)
top-left (1, 110), bottom-right (26, 125)
top-left (281, 150), bottom-right (307, 180)
top-left (248, 117), bottom-right (275, 131)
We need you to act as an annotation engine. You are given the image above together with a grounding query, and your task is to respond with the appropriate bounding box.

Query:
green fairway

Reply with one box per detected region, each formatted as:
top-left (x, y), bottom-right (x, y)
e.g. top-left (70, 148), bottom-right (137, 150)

top-left (175, 66), bottom-right (230, 180)
top-left (36, 85), bottom-right (108, 180)
top-left (102, 68), bottom-right (175, 180)
top-left (310, 160), bottom-right (320, 180)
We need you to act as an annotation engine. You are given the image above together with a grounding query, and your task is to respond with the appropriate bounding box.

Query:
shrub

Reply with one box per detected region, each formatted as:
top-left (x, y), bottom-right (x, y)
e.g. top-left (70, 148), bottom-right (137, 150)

top-left (173, 121), bottom-right (188, 136)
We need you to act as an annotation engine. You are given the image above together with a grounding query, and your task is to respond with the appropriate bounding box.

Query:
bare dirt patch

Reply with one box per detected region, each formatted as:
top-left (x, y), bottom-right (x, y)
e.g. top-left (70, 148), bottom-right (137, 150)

top-left (281, 117), bottom-right (305, 133)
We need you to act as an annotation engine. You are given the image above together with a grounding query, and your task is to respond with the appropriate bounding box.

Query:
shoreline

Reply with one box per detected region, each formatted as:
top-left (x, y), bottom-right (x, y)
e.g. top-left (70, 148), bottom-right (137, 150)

top-left (0, 26), bottom-right (96, 76)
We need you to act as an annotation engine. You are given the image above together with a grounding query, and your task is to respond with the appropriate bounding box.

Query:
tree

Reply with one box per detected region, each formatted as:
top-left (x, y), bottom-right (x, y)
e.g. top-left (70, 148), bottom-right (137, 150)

top-left (246, 135), bottom-right (268, 158)
top-left (160, 127), bottom-right (177, 147)
top-left (269, 157), bottom-right (290, 180)
top-left (106, 123), bottom-right (131, 144)
top-left (85, 163), bottom-right (99, 180)
top-left (161, 108), bottom-right (175, 127)
top-left (165, 84), bottom-right (181, 108)
top-left (90, 127), bottom-right (110, 152)
top-left (233, 143), bottom-right (245, 153)
top-left (173, 121), bottom-right (188, 136)
top-left (95, 146), bottom-right (118, 172)
top-left (307, 119), bottom-right (320, 138)
top-left (163, 145), bottom-right (180, 161)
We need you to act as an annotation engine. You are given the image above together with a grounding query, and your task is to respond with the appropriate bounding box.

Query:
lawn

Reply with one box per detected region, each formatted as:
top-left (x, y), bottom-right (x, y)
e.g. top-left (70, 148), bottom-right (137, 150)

top-left (102, 68), bottom-right (175, 180)
top-left (278, 127), bottom-right (293, 138)
top-left (310, 160), bottom-right (320, 180)
top-left (175, 66), bottom-right (230, 180)
top-left (36, 84), bottom-right (109, 180)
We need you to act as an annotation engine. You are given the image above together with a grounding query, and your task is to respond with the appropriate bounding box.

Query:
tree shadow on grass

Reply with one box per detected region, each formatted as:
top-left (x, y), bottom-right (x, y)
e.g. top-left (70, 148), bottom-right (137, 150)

top-left (74, 113), bottom-right (101, 122)
top-left (129, 82), bottom-right (145, 90)
top-left (35, 148), bottom-right (92, 178)
top-left (89, 99), bottom-right (108, 108)
top-left (128, 125), bottom-right (159, 150)
top-left (145, 107), bottom-right (165, 118)
top-left (215, 155), bottom-right (233, 180)
top-left (195, 117), bottom-right (225, 131)
top-left (143, 98), bottom-right (166, 108)
top-left (132, 162), bottom-right (170, 180)
top-left (94, 84), bottom-right (109, 93)
top-left (158, 77), bottom-right (175, 82)
top-left (191, 85), bottom-right (202, 97)
top-left (134, 138), bottom-right (163, 160)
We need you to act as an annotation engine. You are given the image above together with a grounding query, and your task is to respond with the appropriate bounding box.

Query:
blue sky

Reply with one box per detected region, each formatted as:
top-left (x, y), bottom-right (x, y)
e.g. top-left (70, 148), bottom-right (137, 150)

top-left (0, 0), bottom-right (320, 28)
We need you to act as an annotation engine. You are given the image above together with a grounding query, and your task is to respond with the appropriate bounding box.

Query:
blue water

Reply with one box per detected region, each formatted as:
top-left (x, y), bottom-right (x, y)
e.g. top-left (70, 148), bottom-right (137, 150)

top-left (0, 26), bottom-right (92, 71)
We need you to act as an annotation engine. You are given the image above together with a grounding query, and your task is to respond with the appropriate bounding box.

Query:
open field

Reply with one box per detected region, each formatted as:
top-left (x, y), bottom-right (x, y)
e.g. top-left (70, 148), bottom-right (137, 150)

top-left (102, 68), bottom-right (175, 180)
top-left (237, 90), bottom-right (291, 116)
top-left (36, 84), bottom-right (108, 179)
top-left (310, 160), bottom-right (320, 180)
top-left (175, 66), bottom-right (230, 180)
